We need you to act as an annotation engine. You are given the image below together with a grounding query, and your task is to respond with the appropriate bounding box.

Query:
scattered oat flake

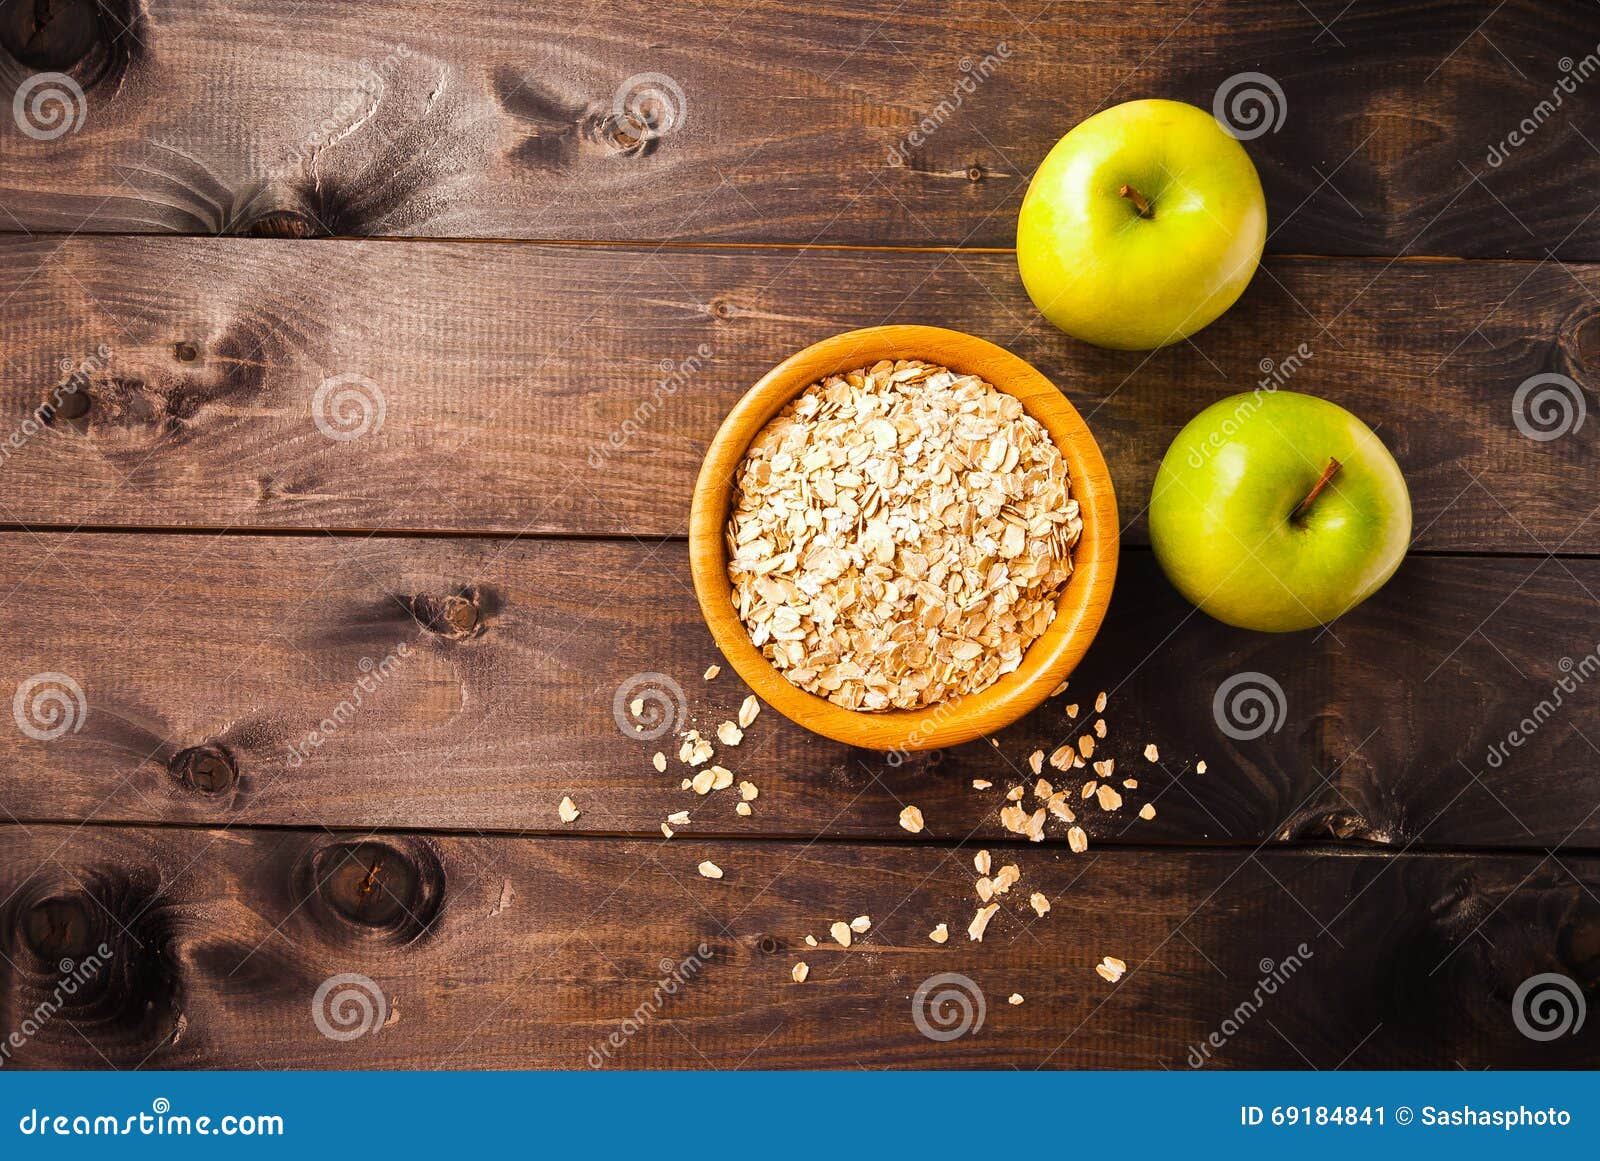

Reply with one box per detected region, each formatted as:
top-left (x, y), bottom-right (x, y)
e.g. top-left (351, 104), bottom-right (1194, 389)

top-left (661, 822), bottom-right (674, 838)
top-left (652, 751), bottom-right (667, 773)
top-left (899, 805), bottom-right (925, 833)
top-left (1139, 802), bottom-right (1156, 820)
top-left (698, 860), bottom-right (724, 879)
top-left (974, 849), bottom-right (992, 876)
top-left (1096, 955), bottom-right (1127, 983)
top-left (1065, 703), bottom-right (1079, 717)
top-left (629, 696), bottom-right (645, 717)
top-left (1144, 743), bottom-right (1160, 761)
top-left (1122, 777), bottom-right (1137, 789)
top-left (680, 777), bottom-right (692, 791)
top-left (1196, 760), bottom-right (1208, 774)
top-left (1078, 734), bottom-right (1095, 759)
top-left (738, 695), bottom-right (761, 729)
top-left (968, 903), bottom-right (999, 942)
top-left (791, 961), bottom-right (809, 983)
top-left (1048, 793), bottom-right (1075, 824)
top-left (999, 804), bottom-right (1029, 834)
top-left (735, 801), bottom-right (752, 816)
top-left (1095, 691), bottom-right (1107, 713)
top-left (1050, 680), bottom-right (1068, 697)
top-left (972, 779), bottom-right (993, 790)
top-left (850, 915), bottom-right (871, 934)
top-left (1030, 892), bottom-right (1050, 917)
top-left (993, 864), bottom-right (1020, 894)
top-left (738, 781), bottom-right (759, 802)
top-left (704, 664), bottom-right (721, 680)
top-left (1096, 784), bottom-right (1123, 812)
top-left (804, 934), bottom-right (818, 947)
top-left (717, 721), bottom-right (744, 747)
top-left (1093, 758), bottom-right (1114, 779)
top-left (1028, 749), bottom-right (1044, 775)
top-left (691, 770), bottom-right (716, 795)
top-left (1026, 808), bottom-right (1046, 842)
top-left (557, 796), bottom-right (580, 823)
top-left (1068, 826), bottom-right (1088, 853)
top-left (1094, 718), bottom-right (1106, 738)
top-left (711, 766), bottom-right (734, 791)
top-left (830, 921), bottom-right (853, 947)
top-left (1008, 993), bottom-right (1024, 1005)
top-left (667, 810), bottom-right (690, 825)
top-left (1048, 744), bottom-right (1074, 771)
top-left (1034, 778), bottom-right (1053, 799)
top-left (976, 876), bottom-right (994, 903)
top-left (1081, 780), bottom-right (1097, 800)
top-left (929, 923), bottom-right (950, 944)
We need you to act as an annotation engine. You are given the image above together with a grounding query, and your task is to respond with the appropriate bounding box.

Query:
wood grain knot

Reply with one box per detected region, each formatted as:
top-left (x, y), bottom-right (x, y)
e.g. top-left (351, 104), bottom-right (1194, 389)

top-left (966, 164), bottom-right (986, 182)
top-left (411, 590), bottom-right (483, 639)
top-left (168, 744), bottom-right (236, 795)
top-left (241, 209), bottom-right (325, 239)
top-left (19, 893), bottom-right (95, 967)
top-left (756, 935), bottom-right (781, 956)
top-left (0, 0), bottom-right (138, 92)
top-left (172, 341), bottom-right (199, 363)
top-left (1282, 809), bottom-right (1387, 844)
top-left (709, 297), bottom-right (737, 320)
top-left (2, 867), bottom-right (181, 1065)
top-left (300, 838), bottom-right (445, 945)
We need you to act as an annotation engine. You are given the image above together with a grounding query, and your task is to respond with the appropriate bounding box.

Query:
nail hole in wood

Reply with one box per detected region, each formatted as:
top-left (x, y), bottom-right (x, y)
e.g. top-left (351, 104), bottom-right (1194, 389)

top-left (173, 341), bottom-right (199, 363)
top-left (710, 298), bottom-right (735, 320)
top-left (757, 934), bottom-right (780, 956)
top-left (967, 164), bottom-right (985, 182)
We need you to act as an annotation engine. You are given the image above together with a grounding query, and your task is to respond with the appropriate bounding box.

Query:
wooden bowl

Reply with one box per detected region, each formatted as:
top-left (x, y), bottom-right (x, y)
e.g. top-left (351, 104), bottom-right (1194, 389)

top-left (690, 325), bottom-right (1119, 751)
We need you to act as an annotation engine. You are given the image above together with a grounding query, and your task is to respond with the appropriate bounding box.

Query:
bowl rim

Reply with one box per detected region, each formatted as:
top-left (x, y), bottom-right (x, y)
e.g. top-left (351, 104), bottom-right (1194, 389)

top-left (689, 324), bottom-right (1119, 751)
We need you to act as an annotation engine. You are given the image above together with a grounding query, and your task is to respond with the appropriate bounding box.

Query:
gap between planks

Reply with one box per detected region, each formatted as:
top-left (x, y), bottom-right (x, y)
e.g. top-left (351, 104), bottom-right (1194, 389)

top-left (0, 816), bottom-right (1594, 862)
top-left (0, 522), bottom-right (1593, 563)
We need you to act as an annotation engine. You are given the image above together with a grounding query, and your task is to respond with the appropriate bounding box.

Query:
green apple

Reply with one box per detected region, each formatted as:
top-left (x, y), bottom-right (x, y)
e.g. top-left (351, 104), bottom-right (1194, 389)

top-left (1017, 98), bottom-right (1267, 350)
top-left (1149, 391), bottom-right (1411, 632)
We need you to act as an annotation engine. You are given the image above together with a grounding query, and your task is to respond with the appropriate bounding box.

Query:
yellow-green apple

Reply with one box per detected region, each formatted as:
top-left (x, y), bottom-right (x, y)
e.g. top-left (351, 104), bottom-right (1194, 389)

top-left (1148, 391), bottom-right (1411, 632)
top-left (1017, 99), bottom-right (1267, 350)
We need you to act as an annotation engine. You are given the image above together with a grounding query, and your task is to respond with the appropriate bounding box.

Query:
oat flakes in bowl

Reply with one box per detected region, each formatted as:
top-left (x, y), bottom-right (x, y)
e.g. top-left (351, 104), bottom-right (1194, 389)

top-left (726, 359), bottom-right (1083, 712)
top-left (689, 325), bottom-right (1118, 752)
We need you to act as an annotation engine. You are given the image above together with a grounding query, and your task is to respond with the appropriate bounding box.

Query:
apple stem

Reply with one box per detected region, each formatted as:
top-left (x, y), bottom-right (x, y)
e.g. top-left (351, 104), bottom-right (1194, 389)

top-left (1118, 183), bottom-right (1154, 219)
top-left (1292, 457), bottom-right (1342, 522)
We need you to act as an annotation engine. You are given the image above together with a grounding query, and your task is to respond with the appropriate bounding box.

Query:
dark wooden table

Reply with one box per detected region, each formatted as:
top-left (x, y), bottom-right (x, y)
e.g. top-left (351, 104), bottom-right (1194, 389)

top-left (0, 0), bottom-right (1597, 1069)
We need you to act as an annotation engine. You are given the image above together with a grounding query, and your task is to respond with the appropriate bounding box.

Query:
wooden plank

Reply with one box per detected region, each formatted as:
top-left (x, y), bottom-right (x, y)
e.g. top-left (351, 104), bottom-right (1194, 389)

top-left (2, 237), bottom-right (1596, 550)
top-left (0, 1), bottom-right (1595, 255)
top-left (1, 824), bottom-right (1594, 1068)
top-left (4, 532), bottom-right (1597, 849)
